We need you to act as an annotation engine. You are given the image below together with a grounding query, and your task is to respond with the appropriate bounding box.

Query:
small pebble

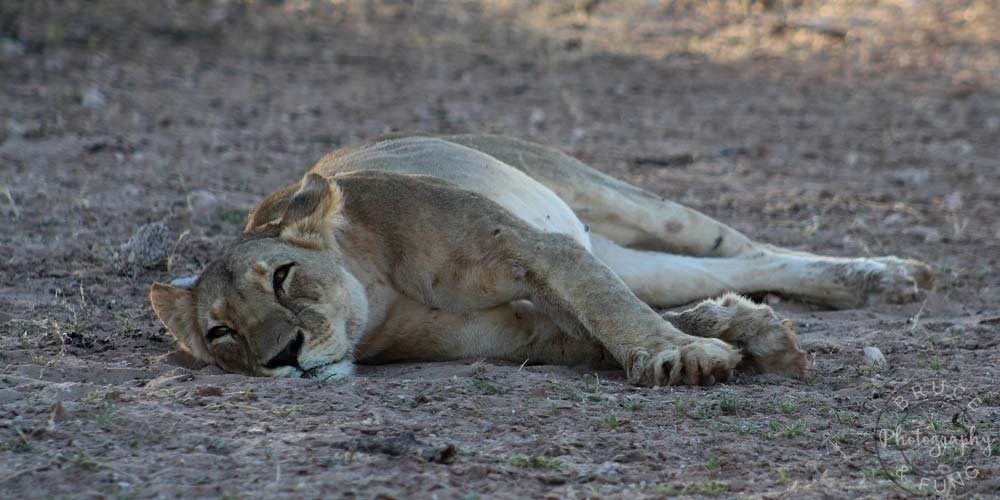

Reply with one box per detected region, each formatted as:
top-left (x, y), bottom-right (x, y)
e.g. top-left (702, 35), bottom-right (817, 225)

top-left (863, 346), bottom-right (888, 370)
top-left (0, 38), bottom-right (25, 59)
top-left (186, 189), bottom-right (218, 213)
top-left (170, 275), bottom-right (199, 289)
top-left (82, 86), bottom-right (106, 110)
top-left (902, 225), bottom-right (942, 243)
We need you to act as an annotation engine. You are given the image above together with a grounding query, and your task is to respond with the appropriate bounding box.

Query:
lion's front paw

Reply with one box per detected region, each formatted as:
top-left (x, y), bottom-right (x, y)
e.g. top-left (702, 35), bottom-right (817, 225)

top-left (629, 338), bottom-right (741, 387)
top-left (666, 293), bottom-right (808, 378)
top-left (739, 317), bottom-right (808, 379)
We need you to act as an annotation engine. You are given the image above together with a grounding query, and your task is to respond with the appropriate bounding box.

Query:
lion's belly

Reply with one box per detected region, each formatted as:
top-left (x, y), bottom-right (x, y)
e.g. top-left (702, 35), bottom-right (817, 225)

top-left (318, 137), bottom-right (592, 250)
top-left (486, 181), bottom-right (591, 251)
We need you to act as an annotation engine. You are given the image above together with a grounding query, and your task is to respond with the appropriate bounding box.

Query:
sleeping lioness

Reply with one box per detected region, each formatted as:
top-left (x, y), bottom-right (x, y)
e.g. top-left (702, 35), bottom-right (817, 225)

top-left (150, 134), bottom-right (933, 386)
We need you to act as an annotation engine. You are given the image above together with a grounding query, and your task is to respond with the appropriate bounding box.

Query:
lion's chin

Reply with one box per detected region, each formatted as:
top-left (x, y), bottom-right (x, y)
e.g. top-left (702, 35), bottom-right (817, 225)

top-left (300, 359), bottom-right (355, 381)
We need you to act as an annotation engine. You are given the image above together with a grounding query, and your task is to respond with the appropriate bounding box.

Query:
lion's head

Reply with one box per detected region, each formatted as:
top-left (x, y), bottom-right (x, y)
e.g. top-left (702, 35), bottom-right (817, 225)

top-left (149, 173), bottom-right (368, 380)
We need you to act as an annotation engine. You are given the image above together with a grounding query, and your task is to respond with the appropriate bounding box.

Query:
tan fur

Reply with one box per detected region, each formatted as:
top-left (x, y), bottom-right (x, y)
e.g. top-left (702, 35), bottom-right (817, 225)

top-left (663, 293), bottom-right (808, 377)
top-left (277, 172), bottom-right (346, 249)
top-left (149, 283), bottom-right (208, 361)
top-left (150, 134), bottom-right (934, 385)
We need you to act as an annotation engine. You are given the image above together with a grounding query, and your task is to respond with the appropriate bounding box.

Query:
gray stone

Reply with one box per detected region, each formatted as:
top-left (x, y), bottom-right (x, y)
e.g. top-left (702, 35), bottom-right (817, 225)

top-left (82, 86), bottom-right (107, 110)
top-left (863, 346), bottom-right (888, 370)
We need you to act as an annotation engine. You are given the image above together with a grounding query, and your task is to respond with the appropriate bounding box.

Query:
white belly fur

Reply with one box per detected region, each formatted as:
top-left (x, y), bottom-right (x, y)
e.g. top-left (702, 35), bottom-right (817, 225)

top-left (490, 183), bottom-right (591, 251)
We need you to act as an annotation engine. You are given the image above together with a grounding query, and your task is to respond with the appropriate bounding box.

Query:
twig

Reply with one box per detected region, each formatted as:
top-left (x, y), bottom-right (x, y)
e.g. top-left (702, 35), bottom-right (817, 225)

top-left (977, 316), bottom-right (1000, 325)
top-left (1, 184), bottom-right (19, 219)
top-left (166, 229), bottom-right (191, 273)
top-left (909, 299), bottom-right (928, 332)
top-left (633, 153), bottom-right (697, 168)
top-left (772, 22), bottom-right (847, 40)
top-left (0, 463), bottom-right (52, 484)
top-left (14, 427), bottom-right (30, 446)
top-left (632, 146), bottom-right (752, 168)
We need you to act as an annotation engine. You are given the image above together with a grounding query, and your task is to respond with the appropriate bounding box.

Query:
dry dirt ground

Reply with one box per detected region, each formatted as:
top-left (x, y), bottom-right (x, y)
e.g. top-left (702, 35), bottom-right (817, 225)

top-left (1, 1), bottom-right (999, 498)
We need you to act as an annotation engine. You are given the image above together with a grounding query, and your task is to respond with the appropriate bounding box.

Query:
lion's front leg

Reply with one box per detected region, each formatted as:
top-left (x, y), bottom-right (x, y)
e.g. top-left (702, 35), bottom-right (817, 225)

top-left (343, 172), bottom-right (741, 386)
top-left (499, 229), bottom-right (742, 386)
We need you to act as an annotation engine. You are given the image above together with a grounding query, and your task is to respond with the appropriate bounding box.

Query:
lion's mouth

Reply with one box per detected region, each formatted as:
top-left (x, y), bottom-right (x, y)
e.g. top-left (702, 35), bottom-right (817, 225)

top-left (300, 364), bottom-right (331, 378)
top-left (299, 359), bottom-right (354, 380)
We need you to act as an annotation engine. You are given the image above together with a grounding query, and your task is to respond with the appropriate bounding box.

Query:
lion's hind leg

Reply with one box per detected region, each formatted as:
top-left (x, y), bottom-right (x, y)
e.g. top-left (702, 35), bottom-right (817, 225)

top-left (662, 294), bottom-right (808, 379)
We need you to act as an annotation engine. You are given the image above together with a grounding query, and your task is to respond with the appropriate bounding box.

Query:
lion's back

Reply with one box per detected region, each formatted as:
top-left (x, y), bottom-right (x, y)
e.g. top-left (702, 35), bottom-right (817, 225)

top-left (309, 135), bottom-right (591, 248)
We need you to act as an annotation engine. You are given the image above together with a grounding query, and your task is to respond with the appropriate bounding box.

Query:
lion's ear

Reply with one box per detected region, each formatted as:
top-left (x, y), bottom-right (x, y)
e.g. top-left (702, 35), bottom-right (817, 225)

top-left (150, 282), bottom-right (211, 361)
top-left (278, 173), bottom-right (344, 249)
top-left (244, 183), bottom-right (299, 233)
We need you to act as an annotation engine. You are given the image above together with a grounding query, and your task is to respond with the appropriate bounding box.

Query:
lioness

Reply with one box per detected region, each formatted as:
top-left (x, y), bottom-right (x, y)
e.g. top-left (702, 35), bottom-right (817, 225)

top-left (150, 134), bottom-right (933, 386)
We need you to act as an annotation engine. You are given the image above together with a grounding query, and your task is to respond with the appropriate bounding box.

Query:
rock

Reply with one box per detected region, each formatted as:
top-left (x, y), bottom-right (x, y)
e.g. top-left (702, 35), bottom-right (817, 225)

top-left (944, 191), bottom-right (963, 211)
top-left (420, 443), bottom-right (458, 464)
top-left (0, 38), bottom-right (25, 60)
top-left (186, 189), bottom-right (218, 213)
top-left (0, 389), bottom-right (22, 405)
top-left (849, 215), bottom-right (869, 230)
top-left (144, 372), bottom-right (197, 389)
top-left (82, 86), bottom-right (106, 110)
top-left (170, 275), bottom-right (199, 289)
top-left (863, 346), bottom-right (887, 370)
top-left (612, 450), bottom-right (645, 463)
top-left (47, 382), bottom-right (99, 402)
top-left (845, 151), bottom-right (860, 167)
top-left (7, 118), bottom-right (44, 139)
top-left (882, 212), bottom-right (907, 226)
top-left (529, 108), bottom-right (546, 129)
top-left (157, 350), bottom-right (208, 371)
top-left (50, 401), bottom-right (69, 423)
top-left (334, 432), bottom-right (419, 456)
top-left (889, 167), bottom-right (929, 186)
top-left (186, 189), bottom-right (222, 225)
top-left (194, 386), bottom-right (224, 398)
top-left (800, 339), bottom-right (841, 353)
top-left (902, 225), bottom-right (942, 243)
top-left (944, 324), bottom-right (966, 336)
top-left (116, 222), bottom-right (174, 270)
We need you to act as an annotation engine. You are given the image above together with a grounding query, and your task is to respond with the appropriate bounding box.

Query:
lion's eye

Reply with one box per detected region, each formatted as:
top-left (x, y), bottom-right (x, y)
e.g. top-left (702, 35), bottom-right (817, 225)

top-left (206, 326), bottom-right (234, 341)
top-left (273, 263), bottom-right (294, 294)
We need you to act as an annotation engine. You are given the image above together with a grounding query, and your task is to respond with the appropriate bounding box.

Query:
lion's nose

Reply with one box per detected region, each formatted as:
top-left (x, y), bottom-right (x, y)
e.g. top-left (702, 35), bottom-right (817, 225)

top-left (264, 331), bottom-right (304, 369)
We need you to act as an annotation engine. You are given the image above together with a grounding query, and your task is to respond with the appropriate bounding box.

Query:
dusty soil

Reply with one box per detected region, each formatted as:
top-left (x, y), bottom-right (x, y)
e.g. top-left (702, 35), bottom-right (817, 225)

top-left (1, 1), bottom-right (998, 498)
